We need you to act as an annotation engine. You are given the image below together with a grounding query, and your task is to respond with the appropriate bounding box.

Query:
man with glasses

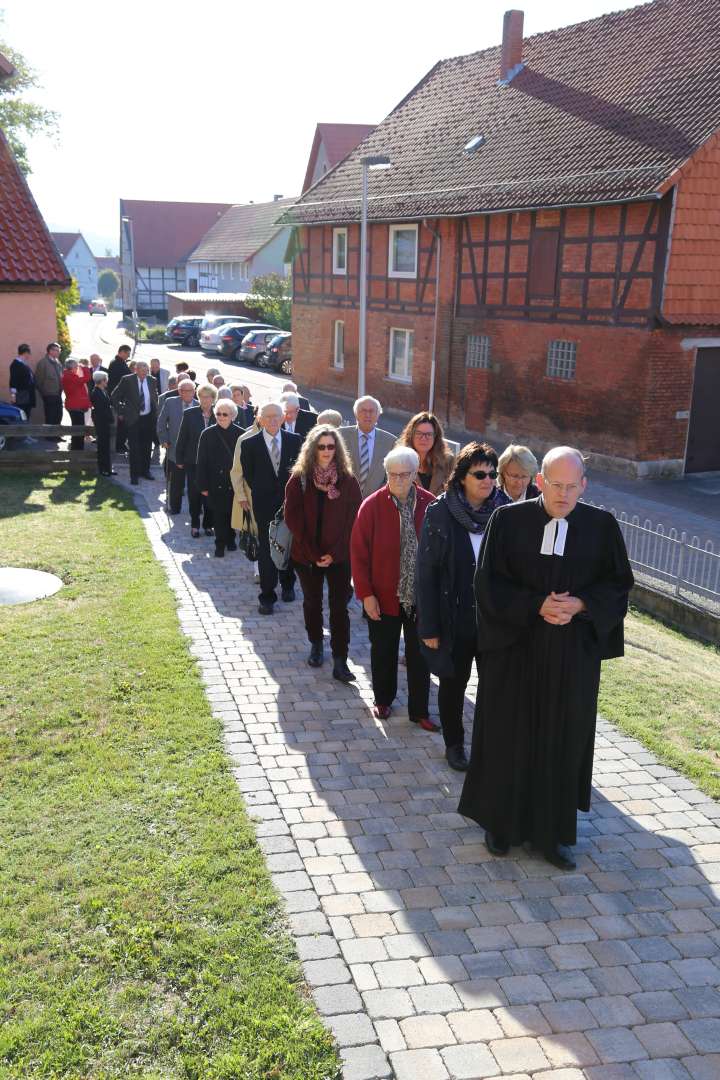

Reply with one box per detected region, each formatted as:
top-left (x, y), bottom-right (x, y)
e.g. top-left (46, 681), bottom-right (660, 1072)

top-left (458, 446), bottom-right (633, 872)
top-left (341, 396), bottom-right (396, 499)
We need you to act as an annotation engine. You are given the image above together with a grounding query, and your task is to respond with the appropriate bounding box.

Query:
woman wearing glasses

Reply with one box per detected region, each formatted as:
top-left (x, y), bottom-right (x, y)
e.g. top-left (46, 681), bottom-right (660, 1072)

top-left (397, 411), bottom-right (454, 495)
top-left (196, 400), bottom-right (245, 557)
top-left (416, 443), bottom-right (510, 771)
top-left (497, 444), bottom-right (540, 502)
top-left (284, 425), bottom-right (362, 683)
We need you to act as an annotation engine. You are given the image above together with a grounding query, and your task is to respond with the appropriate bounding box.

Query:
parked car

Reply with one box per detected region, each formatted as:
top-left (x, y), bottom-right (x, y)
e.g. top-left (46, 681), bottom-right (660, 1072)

top-left (216, 323), bottom-right (279, 362)
top-left (199, 314), bottom-right (251, 352)
top-left (262, 332), bottom-right (292, 374)
top-left (240, 329), bottom-right (285, 366)
top-left (0, 399), bottom-right (28, 451)
top-left (165, 315), bottom-right (204, 347)
top-left (88, 298), bottom-right (107, 315)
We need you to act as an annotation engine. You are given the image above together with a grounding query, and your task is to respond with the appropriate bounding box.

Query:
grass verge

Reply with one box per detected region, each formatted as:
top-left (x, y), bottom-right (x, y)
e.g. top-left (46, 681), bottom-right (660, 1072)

top-left (0, 472), bottom-right (340, 1079)
top-left (599, 607), bottom-right (720, 799)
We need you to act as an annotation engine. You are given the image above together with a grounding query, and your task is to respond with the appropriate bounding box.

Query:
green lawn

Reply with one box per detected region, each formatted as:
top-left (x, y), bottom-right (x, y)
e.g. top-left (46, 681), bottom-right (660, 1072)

top-left (0, 472), bottom-right (340, 1079)
top-left (600, 608), bottom-right (720, 799)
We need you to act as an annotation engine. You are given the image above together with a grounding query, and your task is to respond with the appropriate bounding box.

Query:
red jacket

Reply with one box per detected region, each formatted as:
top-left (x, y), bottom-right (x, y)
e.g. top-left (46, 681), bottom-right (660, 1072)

top-left (284, 472), bottom-right (362, 565)
top-left (350, 483), bottom-right (434, 615)
top-left (62, 367), bottom-right (91, 411)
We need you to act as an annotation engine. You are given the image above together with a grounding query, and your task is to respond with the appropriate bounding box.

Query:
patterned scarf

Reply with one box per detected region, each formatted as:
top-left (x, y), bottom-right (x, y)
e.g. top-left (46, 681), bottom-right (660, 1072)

top-left (392, 484), bottom-right (417, 614)
top-left (313, 461), bottom-right (340, 499)
top-left (445, 482), bottom-right (509, 534)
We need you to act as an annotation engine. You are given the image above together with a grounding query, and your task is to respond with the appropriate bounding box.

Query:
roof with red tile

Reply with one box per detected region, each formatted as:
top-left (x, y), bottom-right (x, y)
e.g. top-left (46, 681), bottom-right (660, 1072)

top-left (286, 0), bottom-right (720, 225)
top-left (120, 198), bottom-right (232, 267)
top-left (0, 128), bottom-right (70, 287)
top-left (187, 197), bottom-right (297, 262)
top-left (50, 231), bottom-right (83, 257)
top-left (96, 255), bottom-right (120, 274)
top-left (302, 123), bottom-right (377, 193)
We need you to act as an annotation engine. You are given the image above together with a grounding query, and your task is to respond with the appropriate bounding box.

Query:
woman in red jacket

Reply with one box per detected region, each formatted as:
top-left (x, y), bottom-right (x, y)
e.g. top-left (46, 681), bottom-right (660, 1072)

top-left (350, 446), bottom-right (438, 730)
top-left (284, 424), bottom-right (362, 683)
top-left (61, 357), bottom-right (92, 450)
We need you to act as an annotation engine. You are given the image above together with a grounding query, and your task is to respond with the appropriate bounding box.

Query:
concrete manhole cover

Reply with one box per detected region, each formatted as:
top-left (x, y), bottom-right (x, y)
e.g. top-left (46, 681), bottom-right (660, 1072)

top-left (0, 567), bottom-right (63, 606)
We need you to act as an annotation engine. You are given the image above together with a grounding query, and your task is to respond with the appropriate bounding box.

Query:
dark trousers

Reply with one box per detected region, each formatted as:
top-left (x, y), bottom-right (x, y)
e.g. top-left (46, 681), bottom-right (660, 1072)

top-left (42, 394), bottom-right (62, 426)
top-left (115, 416), bottom-right (127, 453)
top-left (127, 414), bottom-right (154, 480)
top-left (257, 515), bottom-right (296, 604)
top-left (295, 561), bottom-right (351, 657)
top-left (186, 465), bottom-right (213, 529)
top-left (368, 607), bottom-right (430, 717)
top-left (437, 635), bottom-right (479, 749)
top-left (167, 459), bottom-right (187, 512)
top-left (68, 409), bottom-right (85, 451)
top-left (95, 422), bottom-right (112, 473)
top-left (209, 491), bottom-right (234, 550)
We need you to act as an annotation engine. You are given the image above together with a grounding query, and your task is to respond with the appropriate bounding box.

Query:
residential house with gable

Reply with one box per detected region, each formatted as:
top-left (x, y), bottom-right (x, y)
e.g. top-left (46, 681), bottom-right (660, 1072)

top-left (302, 123), bottom-right (376, 192)
top-left (0, 51), bottom-right (69, 396)
top-left (284, 0), bottom-right (720, 475)
top-left (185, 197), bottom-right (298, 295)
top-left (50, 232), bottom-right (98, 302)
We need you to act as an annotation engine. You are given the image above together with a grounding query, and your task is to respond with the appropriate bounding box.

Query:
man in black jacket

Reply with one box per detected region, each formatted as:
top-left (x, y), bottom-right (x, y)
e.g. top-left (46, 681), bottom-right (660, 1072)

top-left (9, 344), bottom-right (36, 418)
top-left (90, 370), bottom-right (115, 476)
top-left (240, 402), bottom-right (302, 614)
top-left (280, 391), bottom-right (316, 441)
top-left (107, 345), bottom-right (132, 452)
top-left (175, 386), bottom-right (217, 536)
top-left (111, 360), bottom-right (158, 484)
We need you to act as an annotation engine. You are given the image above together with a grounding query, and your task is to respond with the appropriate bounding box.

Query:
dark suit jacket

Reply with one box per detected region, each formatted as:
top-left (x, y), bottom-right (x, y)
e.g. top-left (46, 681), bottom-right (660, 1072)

top-left (91, 385), bottom-right (114, 429)
top-left (107, 356), bottom-right (131, 393)
top-left (283, 409), bottom-right (316, 439)
top-left (86, 365), bottom-right (108, 392)
top-left (111, 373), bottom-right (158, 427)
top-left (240, 428), bottom-right (302, 523)
top-left (196, 423), bottom-right (244, 498)
top-left (9, 358), bottom-right (36, 410)
top-left (298, 395), bottom-right (311, 411)
top-left (175, 405), bottom-right (216, 467)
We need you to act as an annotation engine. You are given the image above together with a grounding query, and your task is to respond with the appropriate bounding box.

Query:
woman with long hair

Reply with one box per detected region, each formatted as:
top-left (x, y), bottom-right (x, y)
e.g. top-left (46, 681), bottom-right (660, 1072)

top-left (397, 411), bottom-right (454, 495)
top-left (284, 425), bottom-right (362, 683)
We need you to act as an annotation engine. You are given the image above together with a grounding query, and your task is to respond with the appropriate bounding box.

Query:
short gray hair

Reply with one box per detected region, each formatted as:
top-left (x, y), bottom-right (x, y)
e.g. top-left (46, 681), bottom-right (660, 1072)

top-left (216, 386), bottom-right (232, 399)
top-left (282, 381), bottom-right (297, 392)
top-left (498, 444), bottom-right (539, 482)
top-left (214, 399), bottom-right (238, 418)
top-left (279, 391), bottom-right (300, 408)
top-left (92, 369), bottom-right (107, 384)
top-left (316, 409), bottom-right (343, 428)
top-left (206, 368), bottom-right (220, 380)
top-left (197, 383), bottom-right (218, 401)
top-left (354, 395), bottom-right (382, 417)
top-left (384, 446), bottom-right (419, 474)
top-left (259, 401), bottom-right (283, 418)
top-left (541, 445), bottom-right (586, 477)
top-left (135, 360), bottom-right (149, 373)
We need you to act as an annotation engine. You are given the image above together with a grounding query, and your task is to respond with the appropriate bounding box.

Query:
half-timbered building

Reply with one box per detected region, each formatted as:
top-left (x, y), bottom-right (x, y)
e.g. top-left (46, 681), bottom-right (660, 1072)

top-left (285, 0), bottom-right (720, 475)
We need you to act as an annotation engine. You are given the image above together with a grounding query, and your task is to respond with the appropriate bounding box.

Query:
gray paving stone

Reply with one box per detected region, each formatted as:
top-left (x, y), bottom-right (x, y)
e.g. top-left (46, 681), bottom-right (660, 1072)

top-left (409, 982), bottom-right (463, 1014)
top-left (375, 959), bottom-right (425, 988)
top-left (494, 1004), bottom-right (552, 1037)
top-left (340, 1043), bottom-right (393, 1080)
top-left (490, 1036), bottom-right (550, 1073)
top-left (587, 994), bottom-right (646, 1027)
top-left (440, 1042), bottom-right (501, 1078)
top-left (326, 1011), bottom-right (377, 1047)
top-left (633, 1060), bottom-right (692, 1080)
top-left (586, 1026), bottom-right (649, 1063)
top-left (302, 957), bottom-right (351, 986)
top-left (362, 988), bottom-right (415, 1019)
top-left (633, 1022), bottom-right (696, 1059)
top-left (400, 1013), bottom-right (456, 1049)
top-left (391, 1048), bottom-right (450, 1080)
top-left (540, 998), bottom-right (598, 1032)
top-left (630, 990), bottom-right (689, 1022)
top-left (681, 1053), bottom-right (720, 1080)
top-left (538, 1032), bottom-right (600, 1067)
top-left (312, 983), bottom-right (364, 1015)
top-left (679, 1019), bottom-right (720, 1053)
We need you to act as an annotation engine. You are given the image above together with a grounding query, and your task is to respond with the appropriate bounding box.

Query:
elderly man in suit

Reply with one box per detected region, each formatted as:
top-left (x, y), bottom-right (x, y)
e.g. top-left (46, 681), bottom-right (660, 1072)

top-left (341, 395), bottom-right (396, 500)
top-left (280, 391), bottom-right (316, 441)
top-left (282, 381), bottom-right (313, 412)
top-left (111, 360), bottom-right (159, 484)
top-left (239, 402), bottom-right (302, 614)
top-left (157, 378), bottom-right (198, 513)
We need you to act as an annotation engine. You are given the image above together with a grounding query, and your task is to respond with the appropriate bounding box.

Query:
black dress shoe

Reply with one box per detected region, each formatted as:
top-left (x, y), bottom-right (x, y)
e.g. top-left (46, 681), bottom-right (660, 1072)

top-left (308, 641), bottom-right (324, 667)
top-left (214, 546), bottom-right (225, 558)
top-left (281, 588), bottom-right (295, 602)
top-left (226, 540), bottom-right (237, 552)
top-left (332, 657), bottom-right (356, 683)
top-left (485, 831), bottom-right (510, 857)
top-left (191, 528), bottom-right (200, 538)
top-left (546, 844), bottom-right (576, 872)
top-left (258, 601), bottom-right (274, 615)
top-left (142, 472), bottom-right (154, 480)
top-left (446, 745), bottom-right (469, 772)
top-left (204, 527), bottom-right (214, 536)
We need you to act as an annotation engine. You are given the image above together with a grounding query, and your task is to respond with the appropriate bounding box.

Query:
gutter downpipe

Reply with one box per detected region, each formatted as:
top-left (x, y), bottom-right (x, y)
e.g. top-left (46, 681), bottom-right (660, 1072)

top-left (423, 219), bottom-right (441, 413)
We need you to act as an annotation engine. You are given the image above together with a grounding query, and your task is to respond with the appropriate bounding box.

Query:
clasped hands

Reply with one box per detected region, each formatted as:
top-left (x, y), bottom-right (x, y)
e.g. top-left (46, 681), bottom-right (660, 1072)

top-left (539, 591), bottom-right (585, 625)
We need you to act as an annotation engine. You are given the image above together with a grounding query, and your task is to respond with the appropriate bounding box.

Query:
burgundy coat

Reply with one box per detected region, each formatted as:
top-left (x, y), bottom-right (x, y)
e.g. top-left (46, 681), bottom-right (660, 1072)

top-left (284, 471), bottom-right (362, 565)
top-left (350, 483), bottom-right (434, 616)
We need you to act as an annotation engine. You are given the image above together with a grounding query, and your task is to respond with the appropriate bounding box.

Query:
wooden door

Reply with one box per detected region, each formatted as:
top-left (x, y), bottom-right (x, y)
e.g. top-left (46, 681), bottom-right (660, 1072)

top-left (686, 348), bottom-right (720, 473)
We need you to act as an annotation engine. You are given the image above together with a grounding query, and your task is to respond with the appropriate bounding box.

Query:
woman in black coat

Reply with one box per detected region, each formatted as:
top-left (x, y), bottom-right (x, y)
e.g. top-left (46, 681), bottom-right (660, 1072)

top-left (416, 442), bottom-right (510, 772)
top-left (90, 370), bottom-right (115, 476)
top-left (196, 400), bottom-right (244, 557)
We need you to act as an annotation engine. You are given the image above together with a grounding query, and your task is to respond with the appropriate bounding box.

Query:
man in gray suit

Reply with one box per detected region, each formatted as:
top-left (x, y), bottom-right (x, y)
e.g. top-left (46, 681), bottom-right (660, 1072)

top-left (157, 379), bottom-right (198, 513)
top-left (111, 360), bottom-right (159, 484)
top-left (340, 395), bottom-right (396, 500)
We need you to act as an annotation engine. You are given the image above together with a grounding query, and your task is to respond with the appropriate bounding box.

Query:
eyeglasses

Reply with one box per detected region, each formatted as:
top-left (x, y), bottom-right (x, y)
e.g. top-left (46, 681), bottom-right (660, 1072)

top-left (468, 469), bottom-right (498, 480)
top-left (216, 412), bottom-right (233, 418)
top-left (414, 430), bottom-right (435, 440)
top-left (544, 481), bottom-right (582, 494)
top-left (387, 471), bottom-right (413, 481)
top-left (317, 443), bottom-right (335, 451)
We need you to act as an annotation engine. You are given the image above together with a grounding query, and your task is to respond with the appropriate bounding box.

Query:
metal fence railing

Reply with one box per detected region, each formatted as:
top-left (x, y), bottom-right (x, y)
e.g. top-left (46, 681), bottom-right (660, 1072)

top-left (585, 502), bottom-right (720, 612)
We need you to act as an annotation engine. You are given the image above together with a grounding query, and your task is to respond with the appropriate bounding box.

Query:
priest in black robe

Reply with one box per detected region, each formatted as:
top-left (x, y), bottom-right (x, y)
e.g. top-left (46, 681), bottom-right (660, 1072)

top-left (458, 446), bottom-right (633, 871)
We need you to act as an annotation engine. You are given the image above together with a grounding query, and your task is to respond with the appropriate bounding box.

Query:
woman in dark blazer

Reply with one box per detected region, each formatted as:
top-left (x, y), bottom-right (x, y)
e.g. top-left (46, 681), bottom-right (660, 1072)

top-left (176, 384), bottom-right (217, 537)
top-left (284, 424), bottom-right (362, 683)
top-left (416, 442), bottom-right (510, 772)
top-left (196, 399), bottom-right (244, 556)
top-left (90, 370), bottom-right (115, 475)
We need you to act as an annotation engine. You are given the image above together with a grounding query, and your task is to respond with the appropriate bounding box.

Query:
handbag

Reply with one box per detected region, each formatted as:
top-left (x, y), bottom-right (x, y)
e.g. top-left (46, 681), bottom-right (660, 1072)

top-left (238, 509), bottom-right (259, 562)
top-left (268, 474), bottom-right (306, 571)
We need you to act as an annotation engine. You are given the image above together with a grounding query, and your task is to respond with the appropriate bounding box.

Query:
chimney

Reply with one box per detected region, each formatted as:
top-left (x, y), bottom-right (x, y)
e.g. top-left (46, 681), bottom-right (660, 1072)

top-left (500, 9), bottom-right (524, 82)
top-left (273, 193), bottom-right (284, 202)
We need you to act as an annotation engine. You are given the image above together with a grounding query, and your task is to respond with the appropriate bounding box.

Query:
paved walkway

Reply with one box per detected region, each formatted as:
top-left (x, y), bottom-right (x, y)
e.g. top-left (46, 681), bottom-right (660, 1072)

top-left (119, 467), bottom-right (719, 1080)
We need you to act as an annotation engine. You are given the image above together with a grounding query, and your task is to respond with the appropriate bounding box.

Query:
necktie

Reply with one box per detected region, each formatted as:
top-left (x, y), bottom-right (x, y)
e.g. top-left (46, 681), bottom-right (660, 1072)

top-left (359, 433), bottom-right (370, 491)
top-left (139, 380), bottom-right (146, 413)
top-left (271, 435), bottom-right (281, 474)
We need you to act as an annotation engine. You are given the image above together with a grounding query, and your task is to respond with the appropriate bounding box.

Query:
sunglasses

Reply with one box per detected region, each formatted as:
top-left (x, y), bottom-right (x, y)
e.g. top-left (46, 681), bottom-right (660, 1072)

top-left (317, 443), bottom-right (336, 451)
top-left (468, 468), bottom-right (498, 480)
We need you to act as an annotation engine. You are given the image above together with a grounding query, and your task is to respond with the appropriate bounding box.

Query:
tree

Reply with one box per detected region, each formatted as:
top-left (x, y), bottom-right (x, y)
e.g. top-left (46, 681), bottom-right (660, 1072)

top-left (246, 273), bottom-right (291, 331)
top-left (55, 277), bottom-right (80, 361)
top-left (98, 269), bottom-right (120, 301)
top-left (0, 16), bottom-right (58, 174)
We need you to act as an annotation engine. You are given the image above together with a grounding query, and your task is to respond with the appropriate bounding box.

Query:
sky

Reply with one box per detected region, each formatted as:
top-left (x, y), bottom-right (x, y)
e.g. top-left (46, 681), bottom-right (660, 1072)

top-left (2, 0), bottom-right (647, 255)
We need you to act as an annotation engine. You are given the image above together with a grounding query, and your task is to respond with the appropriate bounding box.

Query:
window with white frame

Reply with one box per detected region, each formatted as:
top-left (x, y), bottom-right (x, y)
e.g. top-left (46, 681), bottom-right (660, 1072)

top-left (466, 334), bottom-right (491, 369)
top-left (546, 339), bottom-right (577, 380)
top-left (332, 228), bottom-right (347, 274)
top-left (388, 224), bottom-right (418, 278)
top-left (389, 328), bottom-right (413, 382)
top-left (333, 320), bottom-right (345, 369)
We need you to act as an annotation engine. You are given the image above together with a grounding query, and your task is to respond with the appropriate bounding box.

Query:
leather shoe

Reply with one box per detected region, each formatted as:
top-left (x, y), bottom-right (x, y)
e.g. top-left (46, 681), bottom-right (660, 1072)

top-left (332, 657), bottom-right (355, 683)
top-left (258, 601), bottom-right (274, 615)
top-left (308, 641), bottom-right (324, 667)
top-left (546, 844), bottom-right (576, 872)
top-left (446, 744), bottom-right (469, 772)
top-left (485, 831), bottom-right (510, 856)
top-left (204, 527), bottom-right (214, 536)
top-left (214, 546), bottom-right (225, 558)
top-left (191, 528), bottom-right (200, 538)
top-left (372, 703), bottom-right (391, 720)
top-left (281, 588), bottom-right (295, 602)
top-left (226, 540), bottom-right (237, 552)
top-left (142, 472), bottom-right (154, 480)
top-left (410, 716), bottom-right (441, 733)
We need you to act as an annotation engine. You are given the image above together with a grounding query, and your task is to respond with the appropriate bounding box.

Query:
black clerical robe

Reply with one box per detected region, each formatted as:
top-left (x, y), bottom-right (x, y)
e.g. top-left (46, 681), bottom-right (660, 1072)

top-left (458, 497), bottom-right (633, 855)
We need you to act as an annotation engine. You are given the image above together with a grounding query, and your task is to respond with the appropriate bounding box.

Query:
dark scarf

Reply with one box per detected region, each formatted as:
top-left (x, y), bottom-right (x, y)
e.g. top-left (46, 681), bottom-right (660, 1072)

top-left (445, 482), bottom-right (508, 533)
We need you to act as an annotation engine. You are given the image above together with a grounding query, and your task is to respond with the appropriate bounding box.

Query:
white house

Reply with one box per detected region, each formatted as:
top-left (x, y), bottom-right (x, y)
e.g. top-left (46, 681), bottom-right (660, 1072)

top-left (50, 232), bottom-right (97, 301)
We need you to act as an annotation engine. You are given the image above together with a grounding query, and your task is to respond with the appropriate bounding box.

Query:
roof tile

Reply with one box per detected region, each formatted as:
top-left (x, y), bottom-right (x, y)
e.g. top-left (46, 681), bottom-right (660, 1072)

top-left (120, 199), bottom-right (231, 267)
top-left (187, 198), bottom-right (297, 263)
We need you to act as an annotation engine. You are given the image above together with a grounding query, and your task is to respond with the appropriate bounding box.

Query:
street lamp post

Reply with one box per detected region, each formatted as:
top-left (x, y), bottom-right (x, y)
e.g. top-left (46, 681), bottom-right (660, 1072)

top-left (358, 154), bottom-right (391, 398)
